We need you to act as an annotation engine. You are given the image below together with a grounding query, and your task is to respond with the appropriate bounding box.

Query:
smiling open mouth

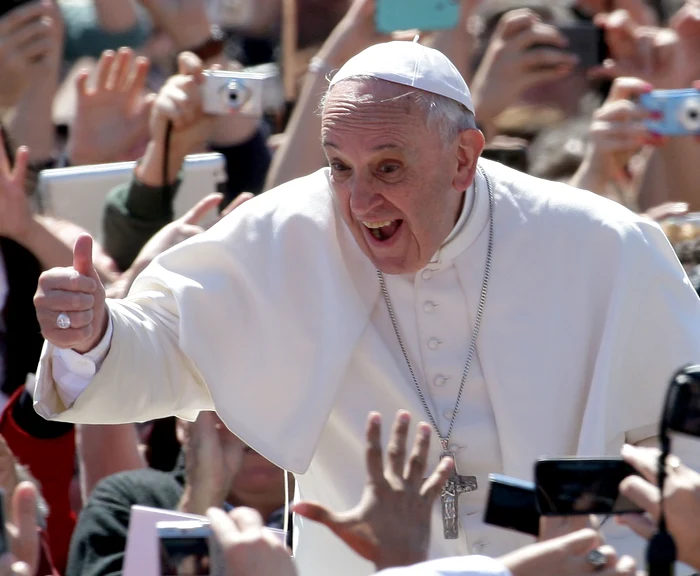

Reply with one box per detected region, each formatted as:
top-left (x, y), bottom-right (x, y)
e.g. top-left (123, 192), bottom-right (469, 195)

top-left (363, 219), bottom-right (403, 241)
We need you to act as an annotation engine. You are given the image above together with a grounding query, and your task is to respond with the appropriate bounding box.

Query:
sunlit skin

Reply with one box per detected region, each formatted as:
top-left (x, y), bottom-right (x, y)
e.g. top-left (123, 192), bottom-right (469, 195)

top-left (321, 79), bottom-right (485, 275)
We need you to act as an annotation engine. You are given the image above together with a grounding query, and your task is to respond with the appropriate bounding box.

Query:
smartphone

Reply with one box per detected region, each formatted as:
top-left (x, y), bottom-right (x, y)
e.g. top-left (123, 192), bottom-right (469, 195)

top-left (640, 89), bottom-right (700, 137)
top-left (535, 458), bottom-right (643, 516)
top-left (0, 0), bottom-right (33, 19)
top-left (375, 0), bottom-right (460, 34)
top-left (157, 521), bottom-right (223, 576)
top-left (481, 145), bottom-right (529, 173)
top-left (201, 70), bottom-right (277, 117)
top-left (483, 474), bottom-right (540, 537)
top-left (529, 23), bottom-right (605, 70)
top-left (663, 365), bottom-right (700, 439)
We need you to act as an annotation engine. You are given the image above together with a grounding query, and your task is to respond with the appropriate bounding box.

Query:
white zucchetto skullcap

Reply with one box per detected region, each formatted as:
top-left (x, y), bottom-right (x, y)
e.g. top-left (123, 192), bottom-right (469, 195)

top-left (329, 41), bottom-right (475, 114)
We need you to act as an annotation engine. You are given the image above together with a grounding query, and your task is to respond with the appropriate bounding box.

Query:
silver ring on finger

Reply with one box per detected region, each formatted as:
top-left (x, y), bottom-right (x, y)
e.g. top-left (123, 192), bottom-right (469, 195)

top-left (56, 312), bottom-right (71, 330)
top-left (586, 549), bottom-right (607, 572)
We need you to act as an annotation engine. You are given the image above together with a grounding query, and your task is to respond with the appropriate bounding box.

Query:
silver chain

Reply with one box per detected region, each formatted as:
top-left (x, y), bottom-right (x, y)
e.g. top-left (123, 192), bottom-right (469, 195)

top-left (377, 167), bottom-right (494, 452)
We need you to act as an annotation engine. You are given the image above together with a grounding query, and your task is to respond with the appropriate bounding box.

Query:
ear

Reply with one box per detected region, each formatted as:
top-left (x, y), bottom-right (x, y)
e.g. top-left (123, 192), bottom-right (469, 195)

top-left (453, 129), bottom-right (485, 193)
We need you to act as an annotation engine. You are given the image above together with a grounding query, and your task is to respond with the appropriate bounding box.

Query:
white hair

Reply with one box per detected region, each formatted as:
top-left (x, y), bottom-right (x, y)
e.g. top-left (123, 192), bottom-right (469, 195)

top-left (320, 75), bottom-right (478, 145)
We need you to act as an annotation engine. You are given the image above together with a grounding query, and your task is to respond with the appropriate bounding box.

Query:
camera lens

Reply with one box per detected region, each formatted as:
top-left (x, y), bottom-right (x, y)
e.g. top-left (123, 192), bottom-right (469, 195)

top-left (680, 97), bottom-right (700, 132)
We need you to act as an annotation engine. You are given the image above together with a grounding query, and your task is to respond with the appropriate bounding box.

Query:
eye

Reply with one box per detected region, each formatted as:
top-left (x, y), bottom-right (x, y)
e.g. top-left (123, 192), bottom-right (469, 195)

top-left (378, 163), bottom-right (401, 175)
top-left (330, 161), bottom-right (350, 173)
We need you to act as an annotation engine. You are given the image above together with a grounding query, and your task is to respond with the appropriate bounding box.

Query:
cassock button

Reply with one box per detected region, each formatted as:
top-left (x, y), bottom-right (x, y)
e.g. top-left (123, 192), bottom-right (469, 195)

top-left (428, 338), bottom-right (441, 350)
top-left (421, 269), bottom-right (433, 280)
top-left (423, 302), bottom-right (436, 313)
top-left (434, 375), bottom-right (447, 387)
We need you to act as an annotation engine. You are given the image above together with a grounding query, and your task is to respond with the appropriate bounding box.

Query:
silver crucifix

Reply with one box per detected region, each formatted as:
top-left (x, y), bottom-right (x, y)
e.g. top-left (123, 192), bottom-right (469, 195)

top-left (440, 453), bottom-right (478, 539)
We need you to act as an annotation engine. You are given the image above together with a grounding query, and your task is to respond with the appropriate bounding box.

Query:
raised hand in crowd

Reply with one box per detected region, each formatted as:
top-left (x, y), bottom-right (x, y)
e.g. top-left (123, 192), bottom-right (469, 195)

top-left (137, 0), bottom-right (213, 53)
top-left (428, 0), bottom-right (483, 82)
top-left (0, 1), bottom-right (59, 108)
top-left (66, 48), bottom-right (154, 166)
top-left (108, 191), bottom-right (253, 298)
top-left (177, 412), bottom-right (247, 517)
top-left (469, 9), bottom-right (579, 141)
top-left (617, 444), bottom-right (700, 572)
top-left (0, 483), bottom-right (40, 576)
top-left (208, 507), bottom-right (297, 576)
top-left (570, 76), bottom-right (663, 202)
top-left (294, 411), bottom-right (453, 571)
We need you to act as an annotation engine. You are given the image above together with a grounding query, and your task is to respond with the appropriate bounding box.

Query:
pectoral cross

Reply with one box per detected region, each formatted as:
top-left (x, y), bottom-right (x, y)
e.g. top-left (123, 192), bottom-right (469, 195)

top-left (440, 451), bottom-right (478, 539)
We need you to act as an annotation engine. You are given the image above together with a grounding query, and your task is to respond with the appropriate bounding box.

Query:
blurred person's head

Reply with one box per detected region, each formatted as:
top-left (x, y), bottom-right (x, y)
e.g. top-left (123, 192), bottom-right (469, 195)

top-left (321, 42), bottom-right (485, 275)
top-left (175, 415), bottom-right (285, 510)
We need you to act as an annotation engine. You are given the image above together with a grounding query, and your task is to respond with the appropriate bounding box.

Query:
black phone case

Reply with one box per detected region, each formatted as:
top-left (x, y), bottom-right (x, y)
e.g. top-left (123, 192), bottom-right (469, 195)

top-left (484, 476), bottom-right (540, 537)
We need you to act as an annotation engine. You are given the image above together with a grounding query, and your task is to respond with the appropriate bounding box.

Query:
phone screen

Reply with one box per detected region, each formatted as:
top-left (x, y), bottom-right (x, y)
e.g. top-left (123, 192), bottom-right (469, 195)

top-left (375, 0), bottom-right (460, 34)
top-left (159, 536), bottom-right (211, 576)
top-left (557, 24), bottom-right (606, 70)
top-left (535, 458), bottom-right (643, 516)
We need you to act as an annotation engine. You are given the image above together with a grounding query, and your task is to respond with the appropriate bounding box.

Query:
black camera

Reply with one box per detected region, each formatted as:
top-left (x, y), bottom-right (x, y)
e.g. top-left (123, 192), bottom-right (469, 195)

top-left (662, 365), bottom-right (700, 439)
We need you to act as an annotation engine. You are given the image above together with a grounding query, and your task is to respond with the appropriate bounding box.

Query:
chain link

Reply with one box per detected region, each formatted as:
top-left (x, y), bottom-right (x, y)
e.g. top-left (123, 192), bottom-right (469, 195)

top-left (377, 166), bottom-right (494, 451)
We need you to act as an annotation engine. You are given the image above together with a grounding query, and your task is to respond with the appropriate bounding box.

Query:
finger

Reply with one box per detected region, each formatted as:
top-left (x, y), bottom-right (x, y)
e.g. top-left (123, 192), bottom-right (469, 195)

top-left (126, 57), bottom-right (151, 107)
top-left (10, 561), bottom-right (32, 576)
top-left (177, 51), bottom-right (205, 83)
top-left (569, 543), bottom-right (618, 573)
top-left (36, 268), bottom-right (97, 295)
top-left (515, 24), bottom-right (569, 52)
top-left (75, 69), bottom-right (90, 99)
top-left (178, 224), bottom-right (206, 239)
top-left (11, 482), bottom-right (39, 567)
top-left (16, 34), bottom-right (53, 64)
top-left (365, 412), bottom-right (385, 486)
top-left (495, 10), bottom-right (541, 41)
top-left (519, 48), bottom-right (579, 71)
top-left (95, 50), bottom-right (117, 92)
top-left (605, 555), bottom-right (637, 575)
top-left (33, 289), bottom-right (95, 312)
top-left (645, 202), bottom-right (689, 221)
top-left (0, 1), bottom-right (47, 36)
top-left (386, 410), bottom-right (410, 481)
top-left (38, 324), bottom-right (94, 350)
top-left (8, 17), bottom-right (51, 53)
top-left (615, 513), bottom-right (655, 540)
top-left (36, 308), bottom-right (94, 330)
top-left (230, 507), bottom-right (264, 534)
top-left (0, 126), bottom-right (10, 176)
top-left (420, 455), bottom-right (454, 501)
top-left (73, 234), bottom-right (99, 281)
top-left (404, 422), bottom-right (431, 488)
top-left (291, 501), bottom-right (339, 530)
top-left (10, 146), bottom-right (28, 186)
top-left (220, 192), bottom-right (254, 218)
top-left (181, 194), bottom-right (223, 225)
top-left (607, 76), bottom-right (653, 101)
top-left (207, 507), bottom-right (239, 547)
top-left (588, 60), bottom-right (632, 81)
top-left (520, 65), bottom-right (576, 90)
top-left (557, 527), bottom-right (602, 555)
top-left (621, 444), bottom-right (659, 483)
top-left (618, 475), bottom-right (660, 519)
top-left (109, 47), bottom-right (134, 92)
top-left (594, 99), bottom-right (651, 121)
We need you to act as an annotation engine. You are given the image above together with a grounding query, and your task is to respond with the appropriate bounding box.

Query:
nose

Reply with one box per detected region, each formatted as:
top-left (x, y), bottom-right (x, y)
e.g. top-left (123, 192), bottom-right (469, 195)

top-left (348, 175), bottom-right (383, 217)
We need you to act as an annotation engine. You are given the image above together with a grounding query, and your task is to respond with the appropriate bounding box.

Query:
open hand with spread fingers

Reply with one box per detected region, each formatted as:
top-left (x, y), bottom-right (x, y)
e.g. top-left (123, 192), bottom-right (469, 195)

top-left (293, 411), bottom-right (453, 572)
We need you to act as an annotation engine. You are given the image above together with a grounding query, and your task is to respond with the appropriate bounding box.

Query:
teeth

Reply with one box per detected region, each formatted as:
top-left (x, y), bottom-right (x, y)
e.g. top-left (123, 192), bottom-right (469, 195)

top-left (362, 220), bottom-right (393, 229)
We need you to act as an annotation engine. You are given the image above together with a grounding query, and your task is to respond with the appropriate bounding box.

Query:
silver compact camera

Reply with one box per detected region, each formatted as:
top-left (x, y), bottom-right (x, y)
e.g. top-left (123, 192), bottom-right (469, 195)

top-left (201, 68), bottom-right (283, 117)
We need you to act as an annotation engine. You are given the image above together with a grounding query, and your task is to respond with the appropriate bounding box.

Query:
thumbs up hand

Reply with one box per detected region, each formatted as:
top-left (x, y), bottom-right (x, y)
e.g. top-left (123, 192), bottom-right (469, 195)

top-left (34, 234), bottom-right (108, 353)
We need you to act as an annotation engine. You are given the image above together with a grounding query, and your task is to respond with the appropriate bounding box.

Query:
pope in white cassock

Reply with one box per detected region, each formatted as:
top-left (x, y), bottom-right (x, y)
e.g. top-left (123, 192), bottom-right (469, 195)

top-left (32, 41), bottom-right (700, 576)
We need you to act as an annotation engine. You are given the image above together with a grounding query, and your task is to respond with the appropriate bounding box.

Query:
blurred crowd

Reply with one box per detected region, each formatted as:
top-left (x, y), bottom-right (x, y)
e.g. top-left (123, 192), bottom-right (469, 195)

top-left (0, 0), bottom-right (699, 574)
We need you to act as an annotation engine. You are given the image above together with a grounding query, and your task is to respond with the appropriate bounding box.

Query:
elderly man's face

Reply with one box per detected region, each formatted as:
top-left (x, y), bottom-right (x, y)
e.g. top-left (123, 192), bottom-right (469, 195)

top-left (322, 80), bottom-right (482, 274)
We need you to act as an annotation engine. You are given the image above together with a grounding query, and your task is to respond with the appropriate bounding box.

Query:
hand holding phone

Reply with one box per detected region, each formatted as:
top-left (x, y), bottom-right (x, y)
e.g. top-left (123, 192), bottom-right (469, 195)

top-left (535, 457), bottom-right (643, 516)
top-left (484, 474), bottom-right (540, 536)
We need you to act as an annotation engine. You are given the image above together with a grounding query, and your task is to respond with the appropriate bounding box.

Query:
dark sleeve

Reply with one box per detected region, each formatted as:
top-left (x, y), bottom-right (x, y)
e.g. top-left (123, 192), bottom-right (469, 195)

top-left (211, 127), bottom-right (271, 205)
top-left (65, 469), bottom-right (184, 576)
top-left (101, 176), bottom-right (182, 272)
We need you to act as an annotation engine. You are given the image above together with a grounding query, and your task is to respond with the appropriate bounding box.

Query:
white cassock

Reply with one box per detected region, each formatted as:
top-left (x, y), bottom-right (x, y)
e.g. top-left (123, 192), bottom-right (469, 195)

top-left (34, 159), bottom-right (700, 576)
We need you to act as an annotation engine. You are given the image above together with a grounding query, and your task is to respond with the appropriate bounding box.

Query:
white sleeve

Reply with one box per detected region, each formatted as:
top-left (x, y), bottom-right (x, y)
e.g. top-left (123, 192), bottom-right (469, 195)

top-left (50, 315), bottom-right (114, 408)
top-left (374, 556), bottom-right (512, 576)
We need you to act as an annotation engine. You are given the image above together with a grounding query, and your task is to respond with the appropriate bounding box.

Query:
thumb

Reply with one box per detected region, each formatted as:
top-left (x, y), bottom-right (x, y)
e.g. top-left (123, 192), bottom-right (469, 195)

top-left (292, 502), bottom-right (341, 531)
top-left (11, 482), bottom-right (39, 570)
top-left (557, 528), bottom-right (601, 556)
top-left (181, 194), bottom-right (223, 225)
top-left (73, 234), bottom-right (99, 280)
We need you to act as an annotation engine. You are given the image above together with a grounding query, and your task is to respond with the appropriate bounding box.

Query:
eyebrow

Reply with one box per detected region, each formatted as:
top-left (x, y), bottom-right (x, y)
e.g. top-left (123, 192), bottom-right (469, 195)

top-left (321, 141), bottom-right (401, 152)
